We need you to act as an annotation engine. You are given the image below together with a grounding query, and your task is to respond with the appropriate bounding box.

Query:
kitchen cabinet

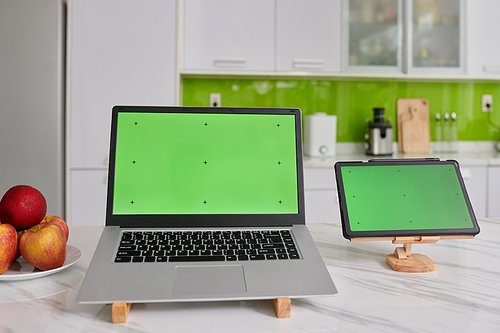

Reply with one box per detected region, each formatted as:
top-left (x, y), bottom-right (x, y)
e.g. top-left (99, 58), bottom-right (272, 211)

top-left (276, 0), bottom-right (341, 72)
top-left (304, 168), bottom-right (341, 224)
top-left (344, 0), bottom-right (465, 74)
top-left (407, 0), bottom-right (464, 73)
top-left (68, 0), bottom-right (176, 226)
top-left (184, 0), bottom-right (342, 73)
top-left (344, 0), bottom-right (403, 72)
top-left (461, 166), bottom-right (487, 218)
top-left (466, 0), bottom-right (500, 77)
top-left (487, 166), bottom-right (500, 218)
top-left (303, 163), bottom-right (493, 224)
top-left (184, 0), bottom-right (275, 71)
top-left (71, 170), bottom-right (107, 227)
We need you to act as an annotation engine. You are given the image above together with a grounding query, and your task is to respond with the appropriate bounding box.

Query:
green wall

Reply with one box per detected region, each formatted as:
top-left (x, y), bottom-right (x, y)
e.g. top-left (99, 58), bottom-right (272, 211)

top-left (182, 77), bottom-right (500, 142)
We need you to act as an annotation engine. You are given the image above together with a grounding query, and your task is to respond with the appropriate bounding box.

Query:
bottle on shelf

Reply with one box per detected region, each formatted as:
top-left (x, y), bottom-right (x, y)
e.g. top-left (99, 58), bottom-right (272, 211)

top-left (450, 112), bottom-right (458, 153)
top-left (434, 112), bottom-right (442, 153)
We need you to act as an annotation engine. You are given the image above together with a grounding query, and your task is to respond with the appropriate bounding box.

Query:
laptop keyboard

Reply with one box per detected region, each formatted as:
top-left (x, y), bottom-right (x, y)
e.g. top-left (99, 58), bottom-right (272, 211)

top-left (114, 230), bottom-right (300, 263)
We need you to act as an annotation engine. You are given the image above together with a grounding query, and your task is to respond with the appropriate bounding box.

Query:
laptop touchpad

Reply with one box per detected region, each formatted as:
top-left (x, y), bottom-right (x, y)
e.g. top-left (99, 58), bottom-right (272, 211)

top-left (173, 265), bottom-right (247, 295)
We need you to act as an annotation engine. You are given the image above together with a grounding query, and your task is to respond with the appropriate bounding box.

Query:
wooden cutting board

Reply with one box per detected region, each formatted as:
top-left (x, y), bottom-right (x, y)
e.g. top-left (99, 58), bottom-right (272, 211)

top-left (397, 98), bottom-right (430, 154)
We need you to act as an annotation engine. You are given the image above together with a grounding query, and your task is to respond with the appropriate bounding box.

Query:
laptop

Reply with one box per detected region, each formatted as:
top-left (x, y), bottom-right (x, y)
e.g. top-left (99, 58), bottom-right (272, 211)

top-left (77, 106), bottom-right (337, 304)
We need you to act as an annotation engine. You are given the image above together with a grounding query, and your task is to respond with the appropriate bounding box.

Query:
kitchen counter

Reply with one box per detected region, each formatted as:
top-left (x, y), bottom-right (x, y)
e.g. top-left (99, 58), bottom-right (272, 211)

top-left (2, 220), bottom-right (500, 332)
top-left (304, 142), bottom-right (500, 168)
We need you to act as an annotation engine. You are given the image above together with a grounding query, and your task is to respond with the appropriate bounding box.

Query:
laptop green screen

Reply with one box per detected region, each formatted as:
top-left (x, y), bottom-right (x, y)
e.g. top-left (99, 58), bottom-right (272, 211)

top-left (339, 164), bottom-right (474, 232)
top-left (112, 112), bottom-right (299, 215)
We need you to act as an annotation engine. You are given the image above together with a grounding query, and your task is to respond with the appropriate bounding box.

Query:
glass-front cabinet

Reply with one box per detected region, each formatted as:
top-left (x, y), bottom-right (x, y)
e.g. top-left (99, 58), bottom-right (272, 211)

top-left (344, 0), bottom-right (402, 72)
top-left (408, 0), bottom-right (463, 72)
top-left (344, 0), bottom-right (464, 74)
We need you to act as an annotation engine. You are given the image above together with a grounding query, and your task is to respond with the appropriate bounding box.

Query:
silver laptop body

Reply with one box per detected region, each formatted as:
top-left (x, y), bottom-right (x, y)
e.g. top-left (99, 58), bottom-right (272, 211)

top-left (77, 106), bottom-right (337, 304)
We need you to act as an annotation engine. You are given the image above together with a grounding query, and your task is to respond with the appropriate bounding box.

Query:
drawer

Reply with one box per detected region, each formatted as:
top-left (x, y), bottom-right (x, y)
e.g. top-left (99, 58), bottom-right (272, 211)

top-left (70, 170), bottom-right (108, 226)
top-left (305, 190), bottom-right (341, 224)
top-left (304, 168), bottom-right (336, 190)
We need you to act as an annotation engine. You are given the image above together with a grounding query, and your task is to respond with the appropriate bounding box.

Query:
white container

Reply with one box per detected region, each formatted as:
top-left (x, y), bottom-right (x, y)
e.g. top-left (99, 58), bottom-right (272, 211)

top-left (304, 112), bottom-right (337, 157)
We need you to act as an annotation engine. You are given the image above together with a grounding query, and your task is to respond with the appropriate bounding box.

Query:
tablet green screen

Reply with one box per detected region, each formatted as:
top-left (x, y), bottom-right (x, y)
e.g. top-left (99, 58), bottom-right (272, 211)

top-left (340, 164), bottom-right (474, 231)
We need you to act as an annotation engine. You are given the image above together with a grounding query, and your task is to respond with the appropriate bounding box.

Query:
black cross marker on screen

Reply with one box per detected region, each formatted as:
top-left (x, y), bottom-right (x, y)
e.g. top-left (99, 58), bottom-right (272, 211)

top-left (130, 200), bottom-right (134, 204)
top-left (277, 124), bottom-right (281, 127)
top-left (278, 161), bottom-right (282, 165)
top-left (204, 123), bottom-right (208, 126)
top-left (204, 161), bottom-right (208, 165)
top-left (279, 200), bottom-right (283, 204)
top-left (132, 160), bottom-right (136, 164)
top-left (134, 122), bottom-right (138, 125)
top-left (203, 200), bottom-right (207, 204)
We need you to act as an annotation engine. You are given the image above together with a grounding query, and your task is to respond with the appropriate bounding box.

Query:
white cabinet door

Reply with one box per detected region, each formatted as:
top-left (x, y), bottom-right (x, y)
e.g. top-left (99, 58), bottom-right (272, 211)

top-left (69, 0), bottom-right (176, 168)
top-left (184, 0), bottom-right (275, 71)
top-left (466, 0), bottom-right (500, 76)
top-left (461, 166), bottom-right (487, 218)
top-left (407, 0), bottom-right (465, 73)
top-left (304, 168), bottom-right (341, 224)
top-left (305, 190), bottom-right (341, 224)
top-left (276, 0), bottom-right (341, 72)
top-left (344, 0), bottom-right (403, 72)
top-left (487, 166), bottom-right (500, 218)
top-left (70, 170), bottom-right (108, 226)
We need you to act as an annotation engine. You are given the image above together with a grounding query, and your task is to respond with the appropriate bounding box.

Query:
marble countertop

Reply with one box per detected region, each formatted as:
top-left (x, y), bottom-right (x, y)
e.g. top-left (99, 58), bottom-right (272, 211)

top-left (304, 142), bottom-right (500, 168)
top-left (2, 220), bottom-right (500, 333)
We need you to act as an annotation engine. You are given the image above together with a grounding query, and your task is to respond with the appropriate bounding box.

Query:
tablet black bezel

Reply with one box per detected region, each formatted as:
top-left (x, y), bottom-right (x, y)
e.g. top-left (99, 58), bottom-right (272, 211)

top-left (334, 159), bottom-right (480, 240)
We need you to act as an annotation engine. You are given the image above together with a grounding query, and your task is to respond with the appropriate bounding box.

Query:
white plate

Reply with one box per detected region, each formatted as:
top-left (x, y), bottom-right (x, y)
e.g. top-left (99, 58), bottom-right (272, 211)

top-left (0, 245), bottom-right (82, 281)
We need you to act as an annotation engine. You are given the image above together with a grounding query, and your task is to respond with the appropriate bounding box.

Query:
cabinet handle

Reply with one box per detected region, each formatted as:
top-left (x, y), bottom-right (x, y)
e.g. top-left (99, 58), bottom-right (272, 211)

top-left (293, 58), bottom-right (324, 69)
top-left (213, 58), bottom-right (246, 68)
top-left (484, 66), bottom-right (500, 73)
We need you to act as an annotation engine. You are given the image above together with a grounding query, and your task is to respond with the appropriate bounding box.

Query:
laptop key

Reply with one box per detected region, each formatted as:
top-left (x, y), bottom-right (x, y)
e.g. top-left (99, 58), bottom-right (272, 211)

top-left (118, 245), bottom-right (136, 251)
top-left (278, 254), bottom-right (289, 260)
top-left (117, 250), bottom-right (141, 257)
top-left (250, 255), bottom-right (265, 260)
top-left (144, 256), bottom-right (156, 262)
top-left (115, 256), bottom-right (132, 263)
top-left (132, 256), bottom-right (144, 262)
top-left (237, 255), bottom-right (249, 261)
top-left (262, 243), bottom-right (284, 249)
top-left (169, 256), bottom-right (225, 262)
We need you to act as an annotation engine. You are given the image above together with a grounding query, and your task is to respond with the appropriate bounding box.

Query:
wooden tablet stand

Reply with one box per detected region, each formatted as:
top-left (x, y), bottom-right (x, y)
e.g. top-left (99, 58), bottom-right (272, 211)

top-left (111, 297), bottom-right (291, 323)
top-left (352, 235), bottom-right (474, 273)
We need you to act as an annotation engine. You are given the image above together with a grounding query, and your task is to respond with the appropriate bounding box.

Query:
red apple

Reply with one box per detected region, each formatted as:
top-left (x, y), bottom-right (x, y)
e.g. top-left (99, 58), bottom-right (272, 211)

top-left (19, 222), bottom-right (66, 271)
top-left (41, 216), bottom-right (69, 242)
top-left (0, 185), bottom-right (47, 231)
top-left (0, 223), bottom-right (18, 274)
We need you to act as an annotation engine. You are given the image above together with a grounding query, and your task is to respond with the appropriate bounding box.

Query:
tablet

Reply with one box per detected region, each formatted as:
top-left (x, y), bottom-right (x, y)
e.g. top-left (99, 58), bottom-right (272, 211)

top-left (334, 159), bottom-right (480, 239)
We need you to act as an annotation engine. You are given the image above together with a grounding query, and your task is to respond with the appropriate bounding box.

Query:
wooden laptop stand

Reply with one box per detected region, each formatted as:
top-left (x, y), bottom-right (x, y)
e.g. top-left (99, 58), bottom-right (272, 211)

top-left (352, 235), bottom-right (474, 273)
top-left (111, 297), bottom-right (291, 323)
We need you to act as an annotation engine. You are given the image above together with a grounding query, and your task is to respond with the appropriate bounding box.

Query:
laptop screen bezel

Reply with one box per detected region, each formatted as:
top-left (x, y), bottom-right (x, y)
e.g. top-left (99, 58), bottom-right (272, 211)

top-left (105, 106), bottom-right (306, 228)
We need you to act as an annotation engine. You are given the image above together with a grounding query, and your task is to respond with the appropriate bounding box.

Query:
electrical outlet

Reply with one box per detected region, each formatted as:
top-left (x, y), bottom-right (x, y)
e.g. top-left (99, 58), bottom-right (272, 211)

top-left (482, 94), bottom-right (493, 112)
top-left (209, 93), bottom-right (221, 107)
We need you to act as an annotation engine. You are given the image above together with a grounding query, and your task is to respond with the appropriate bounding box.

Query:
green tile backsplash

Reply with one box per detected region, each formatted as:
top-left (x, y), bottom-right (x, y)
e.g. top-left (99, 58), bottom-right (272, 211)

top-left (182, 77), bottom-right (500, 142)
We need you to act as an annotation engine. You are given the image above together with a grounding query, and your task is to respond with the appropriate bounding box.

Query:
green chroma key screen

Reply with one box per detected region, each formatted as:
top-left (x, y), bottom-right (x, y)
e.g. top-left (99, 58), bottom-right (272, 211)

top-left (339, 164), bottom-right (474, 232)
top-left (112, 112), bottom-right (299, 215)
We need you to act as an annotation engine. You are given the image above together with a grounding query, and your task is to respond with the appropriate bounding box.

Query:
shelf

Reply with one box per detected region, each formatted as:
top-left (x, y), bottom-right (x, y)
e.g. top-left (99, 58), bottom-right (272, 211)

top-left (181, 70), bottom-right (500, 83)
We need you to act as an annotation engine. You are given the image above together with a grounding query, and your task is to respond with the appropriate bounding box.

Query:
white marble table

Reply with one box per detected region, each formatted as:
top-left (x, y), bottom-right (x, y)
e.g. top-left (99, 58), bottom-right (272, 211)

top-left (2, 220), bottom-right (500, 333)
